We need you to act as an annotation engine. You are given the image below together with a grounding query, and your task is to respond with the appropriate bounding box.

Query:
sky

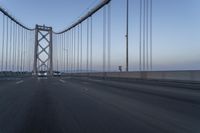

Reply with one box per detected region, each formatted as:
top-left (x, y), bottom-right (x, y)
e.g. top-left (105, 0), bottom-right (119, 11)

top-left (0, 0), bottom-right (200, 71)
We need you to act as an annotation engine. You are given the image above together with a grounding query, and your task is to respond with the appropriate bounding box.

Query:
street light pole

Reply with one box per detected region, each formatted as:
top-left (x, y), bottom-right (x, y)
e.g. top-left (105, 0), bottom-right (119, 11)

top-left (126, 0), bottom-right (129, 72)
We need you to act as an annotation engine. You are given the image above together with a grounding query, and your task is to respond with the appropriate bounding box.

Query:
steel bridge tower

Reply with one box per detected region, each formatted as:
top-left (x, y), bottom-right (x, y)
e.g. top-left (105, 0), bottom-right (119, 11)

top-left (33, 25), bottom-right (53, 76)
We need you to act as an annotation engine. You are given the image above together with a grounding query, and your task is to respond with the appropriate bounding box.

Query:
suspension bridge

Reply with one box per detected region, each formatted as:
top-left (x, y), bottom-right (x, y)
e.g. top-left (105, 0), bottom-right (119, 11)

top-left (0, 0), bottom-right (200, 133)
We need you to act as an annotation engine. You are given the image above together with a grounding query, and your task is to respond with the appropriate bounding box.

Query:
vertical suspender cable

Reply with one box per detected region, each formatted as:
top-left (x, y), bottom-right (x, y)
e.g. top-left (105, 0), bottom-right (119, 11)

top-left (1, 15), bottom-right (5, 71)
top-left (90, 16), bottom-right (93, 72)
top-left (17, 25), bottom-right (19, 72)
top-left (61, 34), bottom-right (64, 71)
top-left (108, 3), bottom-right (111, 72)
top-left (71, 29), bottom-right (73, 72)
top-left (74, 28), bottom-right (76, 72)
top-left (30, 31), bottom-right (32, 72)
top-left (58, 35), bottom-right (61, 71)
top-left (9, 20), bottom-right (12, 71)
top-left (150, 0), bottom-right (153, 70)
top-left (69, 31), bottom-right (70, 72)
top-left (71, 30), bottom-right (73, 73)
top-left (67, 32), bottom-right (69, 72)
top-left (56, 35), bottom-right (58, 71)
top-left (143, 0), bottom-right (146, 71)
top-left (18, 26), bottom-right (21, 73)
top-left (66, 32), bottom-right (68, 72)
top-left (21, 28), bottom-right (23, 73)
top-left (80, 23), bottom-right (82, 72)
top-left (70, 31), bottom-right (71, 73)
top-left (24, 29), bottom-right (26, 72)
top-left (23, 29), bottom-right (25, 72)
top-left (29, 31), bottom-right (31, 71)
top-left (61, 34), bottom-right (62, 71)
top-left (53, 34), bottom-right (55, 71)
top-left (22, 28), bottom-right (25, 73)
top-left (126, 0), bottom-right (129, 72)
top-left (70, 30), bottom-right (72, 73)
top-left (77, 25), bottom-right (80, 72)
top-left (28, 31), bottom-right (31, 72)
top-left (20, 27), bottom-right (22, 73)
top-left (103, 7), bottom-right (106, 72)
top-left (57, 35), bottom-right (59, 72)
top-left (68, 31), bottom-right (70, 72)
top-left (64, 33), bottom-right (66, 72)
top-left (65, 32), bottom-right (67, 72)
top-left (52, 34), bottom-right (54, 71)
top-left (29, 31), bottom-right (31, 72)
top-left (139, 0), bottom-right (142, 71)
top-left (24, 30), bottom-right (26, 72)
top-left (78, 25), bottom-right (80, 72)
top-left (146, 0), bottom-right (149, 70)
top-left (66, 32), bottom-right (68, 73)
top-left (60, 34), bottom-right (62, 71)
top-left (63, 33), bottom-right (65, 72)
top-left (23, 28), bottom-right (26, 72)
top-left (65, 32), bottom-right (67, 73)
top-left (57, 35), bottom-right (59, 71)
top-left (5, 17), bottom-right (8, 71)
top-left (25, 30), bottom-right (28, 72)
top-left (12, 22), bottom-right (15, 71)
top-left (15, 25), bottom-right (17, 72)
top-left (87, 19), bottom-right (89, 72)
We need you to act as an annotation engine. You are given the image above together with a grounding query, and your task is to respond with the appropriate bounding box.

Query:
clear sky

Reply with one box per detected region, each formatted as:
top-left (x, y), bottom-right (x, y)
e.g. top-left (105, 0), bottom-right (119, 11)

top-left (0, 0), bottom-right (200, 71)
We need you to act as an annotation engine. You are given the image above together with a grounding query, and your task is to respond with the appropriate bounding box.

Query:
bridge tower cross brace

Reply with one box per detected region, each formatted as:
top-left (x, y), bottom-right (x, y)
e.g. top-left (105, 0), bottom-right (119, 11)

top-left (33, 25), bottom-right (53, 76)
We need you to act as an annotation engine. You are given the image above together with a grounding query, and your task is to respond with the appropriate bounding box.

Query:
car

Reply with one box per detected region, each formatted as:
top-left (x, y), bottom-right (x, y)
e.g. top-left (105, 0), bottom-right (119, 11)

top-left (53, 71), bottom-right (61, 77)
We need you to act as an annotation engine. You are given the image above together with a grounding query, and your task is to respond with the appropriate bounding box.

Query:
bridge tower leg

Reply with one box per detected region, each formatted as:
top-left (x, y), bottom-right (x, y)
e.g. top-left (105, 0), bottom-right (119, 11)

top-left (33, 25), bottom-right (53, 76)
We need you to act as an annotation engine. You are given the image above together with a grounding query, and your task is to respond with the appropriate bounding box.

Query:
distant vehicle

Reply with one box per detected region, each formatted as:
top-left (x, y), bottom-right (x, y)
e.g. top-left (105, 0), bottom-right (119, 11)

top-left (53, 71), bottom-right (61, 77)
top-left (38, 71), bottom-right (47, 77)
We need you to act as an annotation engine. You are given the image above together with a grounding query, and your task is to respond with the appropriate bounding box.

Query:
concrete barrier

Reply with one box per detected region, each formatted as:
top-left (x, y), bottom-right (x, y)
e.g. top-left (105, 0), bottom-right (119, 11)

top-left (0, 72), bottom-right (32, 78)
top-left (64, 70), bottom-right (200, 82)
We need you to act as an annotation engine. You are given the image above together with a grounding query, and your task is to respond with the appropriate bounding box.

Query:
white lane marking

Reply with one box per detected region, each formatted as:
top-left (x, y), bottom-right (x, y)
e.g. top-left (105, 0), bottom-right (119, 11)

top-left (59, 79), bottom-right (66, 83)
top-left (37, 77), bottom-right (48, 80)
top-left (89, 79), bottom-right (103, 82)
top-left (16, 80), bottom-right (24, 84)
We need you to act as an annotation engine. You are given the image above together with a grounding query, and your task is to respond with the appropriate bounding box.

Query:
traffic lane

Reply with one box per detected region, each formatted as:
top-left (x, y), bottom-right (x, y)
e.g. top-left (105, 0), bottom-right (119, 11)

top-left (22, 78), bottom-right (156, 133)
top-left (0, 78), bottom-right (22, 88)
top-left (61, 78), bottom-right (200, 133)
top-left (104, 77), bottom-right (200, 90)
top-left (0, 78), bottom-right (38, 133)
top-left (70, 77), bottom-right (200, 104)
top-left (0, 77), bottom-right (199, 133)
top-left (67, 77), bottom-right (200, 118)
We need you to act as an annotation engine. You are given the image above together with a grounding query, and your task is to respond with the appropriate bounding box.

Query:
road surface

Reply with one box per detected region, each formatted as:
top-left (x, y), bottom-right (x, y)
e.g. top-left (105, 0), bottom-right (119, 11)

top-left (0, 77), bottom-right (199, 133)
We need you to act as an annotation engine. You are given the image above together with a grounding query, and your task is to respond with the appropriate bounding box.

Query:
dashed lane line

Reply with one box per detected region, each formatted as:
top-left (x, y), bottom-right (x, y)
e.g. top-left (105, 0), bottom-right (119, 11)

top-left (16, 80), bottom-right (24, 84)
top-left (59, 79), bottom-right (66, 83)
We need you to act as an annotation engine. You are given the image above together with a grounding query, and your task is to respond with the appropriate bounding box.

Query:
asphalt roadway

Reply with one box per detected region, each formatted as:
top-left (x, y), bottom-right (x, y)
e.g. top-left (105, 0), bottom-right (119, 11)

top-left (0, 77), bottom-right (199, 133)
